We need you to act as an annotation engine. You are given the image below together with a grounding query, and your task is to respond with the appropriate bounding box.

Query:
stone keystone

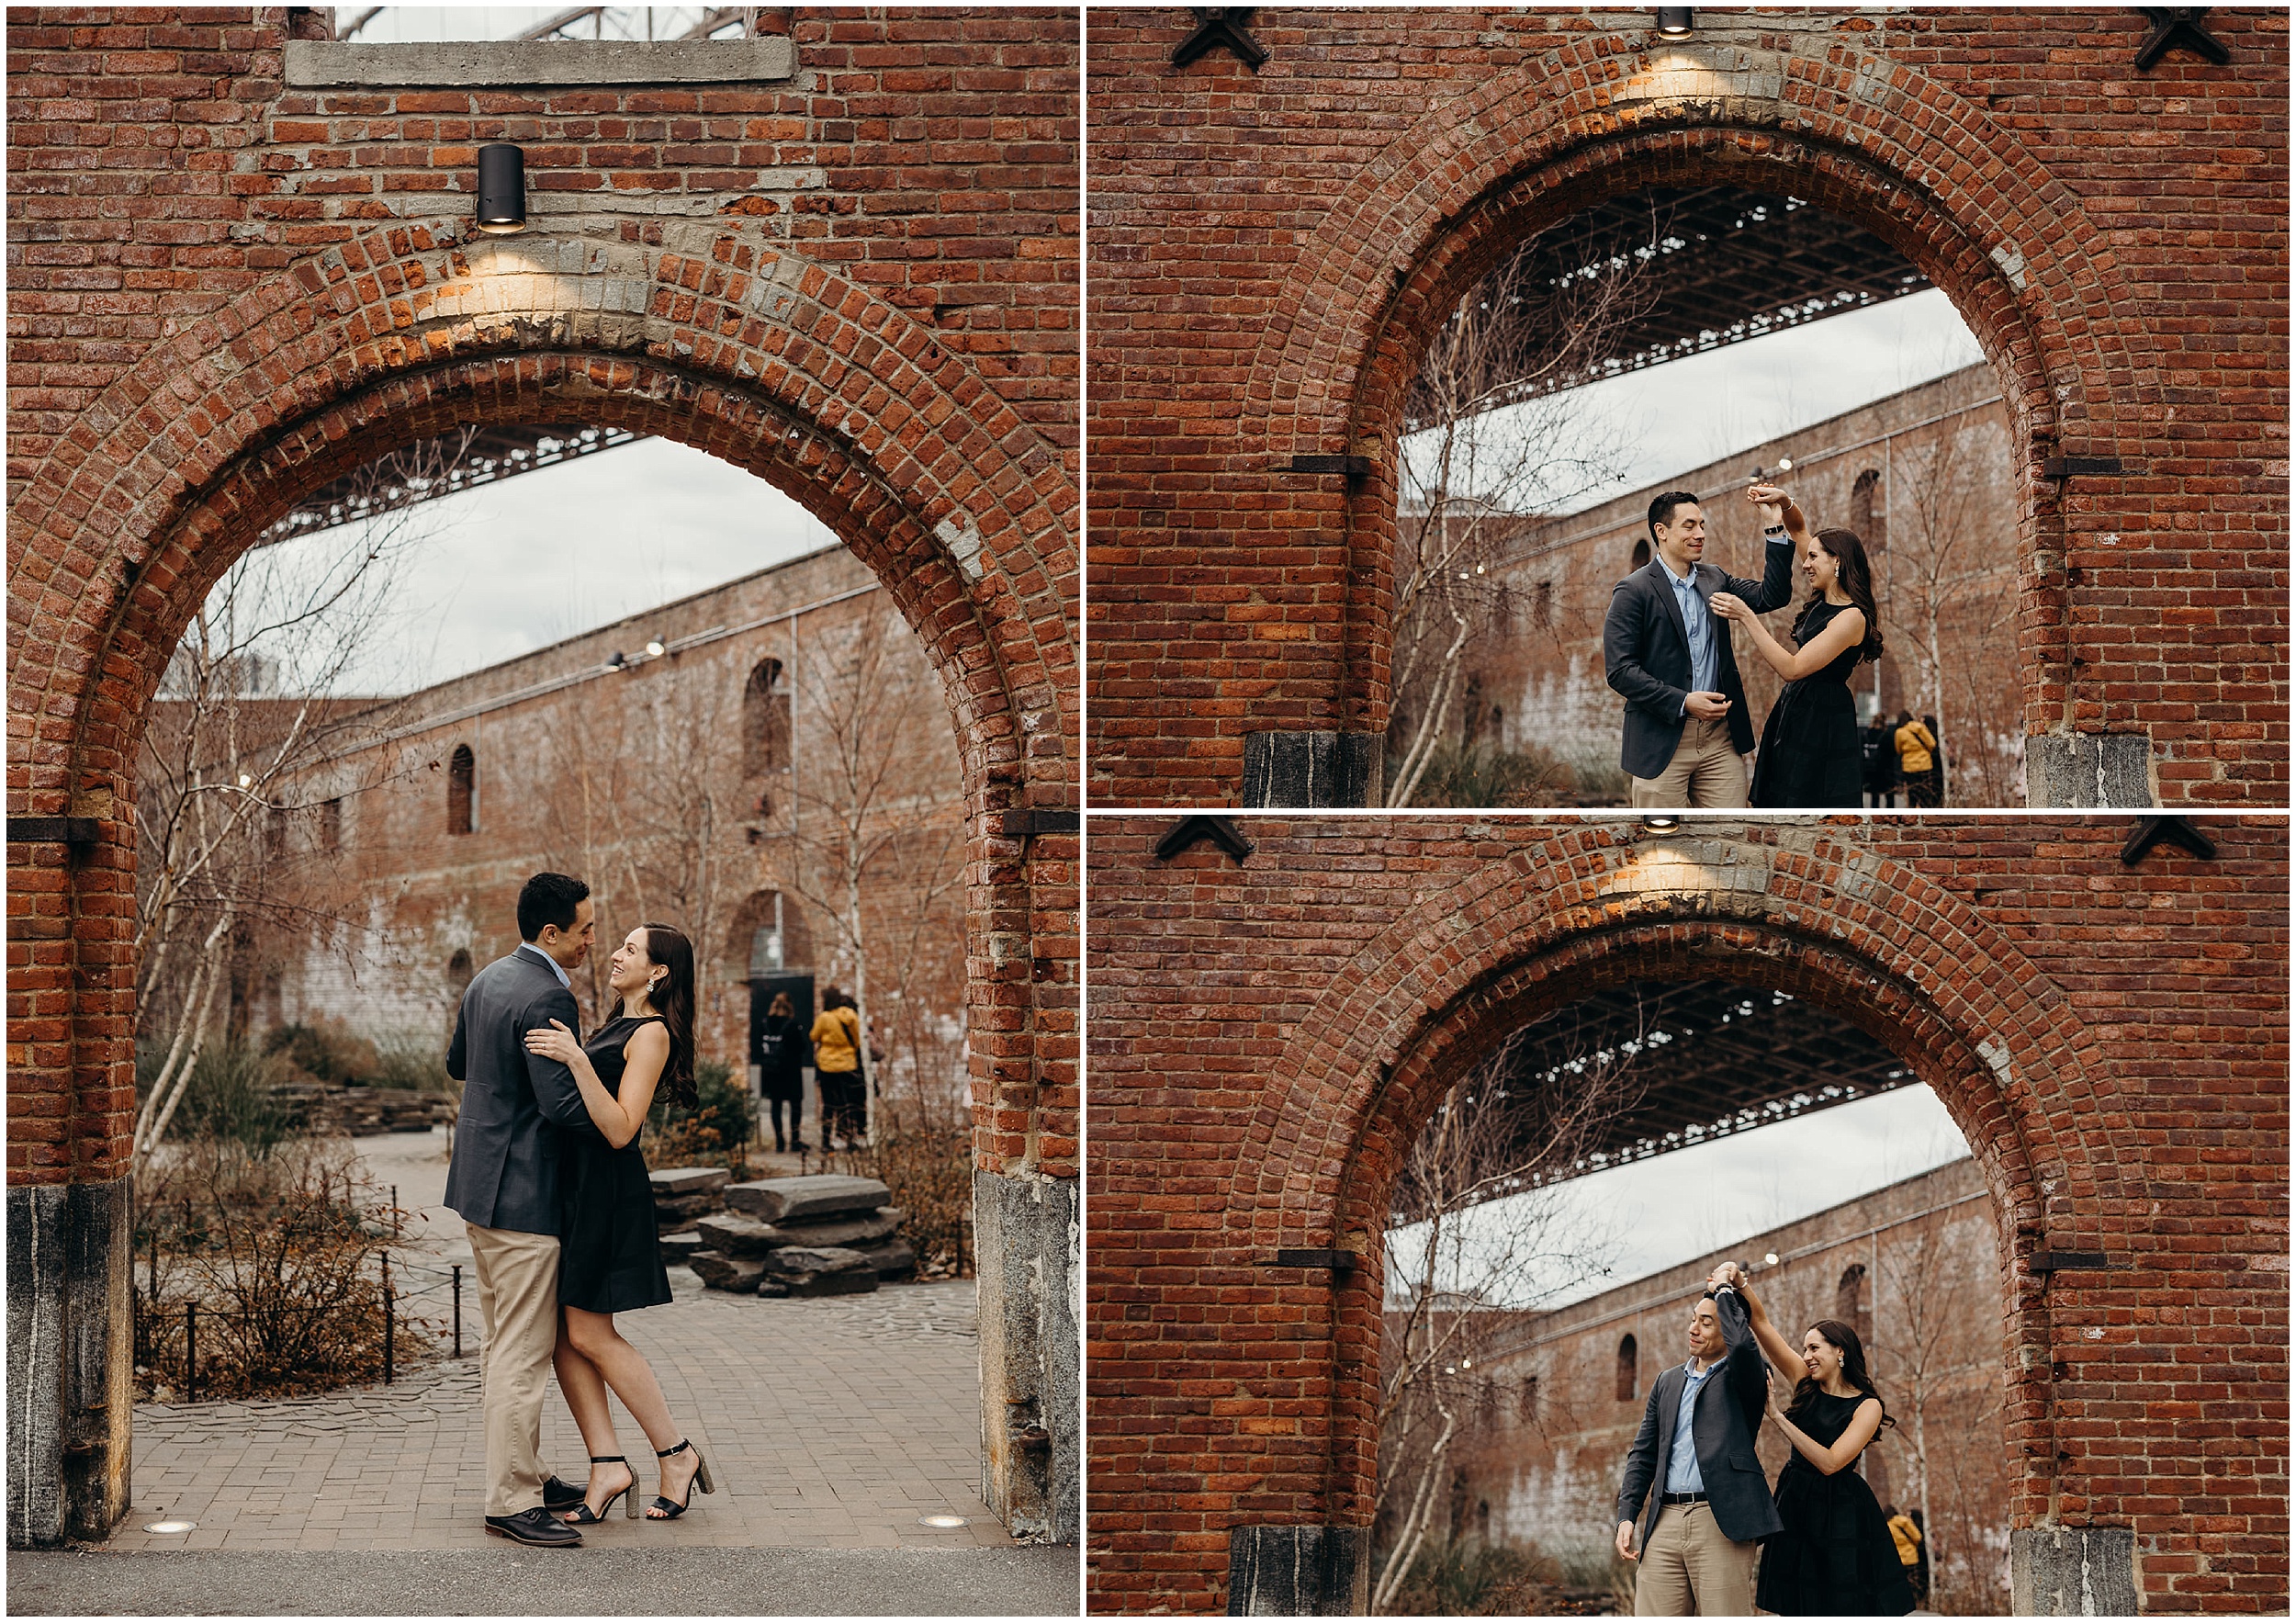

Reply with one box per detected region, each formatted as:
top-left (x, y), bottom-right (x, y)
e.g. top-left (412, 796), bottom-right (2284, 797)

top-left (723, 1174), bottom-right (892, 1222)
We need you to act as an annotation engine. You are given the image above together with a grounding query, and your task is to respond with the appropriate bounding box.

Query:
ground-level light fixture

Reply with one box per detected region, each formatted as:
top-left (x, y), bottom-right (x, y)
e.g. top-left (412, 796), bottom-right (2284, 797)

top-left (918, 1514), bottom-right (970, 1528)
top-left (1655, 7), bottom-right (1694, 37)
top-left (475, 142), bottom-right (527, 235)
top-left (142, 1519), bottom-right (197, 1533)
top-left (1641, 815), bottom-right (1682, 832)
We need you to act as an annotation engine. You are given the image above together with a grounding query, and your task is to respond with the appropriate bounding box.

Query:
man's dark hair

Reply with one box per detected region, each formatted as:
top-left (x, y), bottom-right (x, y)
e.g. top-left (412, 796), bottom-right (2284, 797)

top-left (517, 872), bottom-right (590, 941)
top-left (1649, 490), bottom-right (1700, 542)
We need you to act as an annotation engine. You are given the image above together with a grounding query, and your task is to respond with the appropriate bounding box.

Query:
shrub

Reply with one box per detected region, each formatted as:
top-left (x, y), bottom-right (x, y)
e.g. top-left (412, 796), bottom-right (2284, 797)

top-left (132, 1136), bottom-right (422, 1400)
top-left (263, 1018), bottom-right (382, 1086)
top-left (643, 1058), bottom-right (751, 1172)
top-left (1373, 1537), bottom-right (1570, 1617)
top-left (367, 1026), bottom-right (455, 1094)
top-left (827, 1124), bottom-right (973, 1279)
top-left (136, 1037), bottom-right (296, 1154)
top-left (1390, 742), bottom-right (1575, 808)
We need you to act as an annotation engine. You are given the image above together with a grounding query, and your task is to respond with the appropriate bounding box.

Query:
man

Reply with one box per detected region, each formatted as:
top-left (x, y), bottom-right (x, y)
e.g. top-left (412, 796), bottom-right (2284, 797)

top-left (1604, 489), bottom-right (1796, 807)
top-left (444, 871), bottom-right (602, 1549)
top-left (1614, 1261), bottom-right (1780, 1615)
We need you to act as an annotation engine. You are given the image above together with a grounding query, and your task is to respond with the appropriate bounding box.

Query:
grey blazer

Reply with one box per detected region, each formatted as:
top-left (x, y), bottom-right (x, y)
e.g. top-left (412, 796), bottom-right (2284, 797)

top-left (1614, 1285), bottom-right (1784, 1549)
top-left (443, 946), bottom-right (598, 1234)
top-left (1604, 541), bottom-right (1795, 779)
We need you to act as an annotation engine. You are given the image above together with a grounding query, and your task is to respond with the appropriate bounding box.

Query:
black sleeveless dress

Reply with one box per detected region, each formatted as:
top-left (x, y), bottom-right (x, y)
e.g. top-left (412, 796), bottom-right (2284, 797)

top-left (1750, 600), bottom-right (1864, 808)
top-left (557, 1014), bottom-right (673, 1314)
top-left (1755, 1391), bottom-right (1918, 1617)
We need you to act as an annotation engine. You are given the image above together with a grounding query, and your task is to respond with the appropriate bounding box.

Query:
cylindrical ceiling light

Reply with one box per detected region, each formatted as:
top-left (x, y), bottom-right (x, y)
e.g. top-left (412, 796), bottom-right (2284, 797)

top-left (1655, 7), bottom-right (1694, 37)
top-left (475, 142), bottom-right (527, 235)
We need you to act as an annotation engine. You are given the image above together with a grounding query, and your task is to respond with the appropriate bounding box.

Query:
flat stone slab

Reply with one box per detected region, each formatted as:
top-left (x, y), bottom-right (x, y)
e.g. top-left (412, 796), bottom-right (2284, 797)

top-left (658, 1231), bottom-right (705, 1261)
top-left (759, 1244), bottom-right (879, 1297)
top-left (724, 1175), bottom-right (892, 1223)
top-left (688, 1252), bottom-right (764, 1293)
top-left (853, 1237), bottom-right (917, 1280)
top-left (649, 1167), bottom-right (733, 1196)
top-left (693, 1208), bottom-right (903, 1258)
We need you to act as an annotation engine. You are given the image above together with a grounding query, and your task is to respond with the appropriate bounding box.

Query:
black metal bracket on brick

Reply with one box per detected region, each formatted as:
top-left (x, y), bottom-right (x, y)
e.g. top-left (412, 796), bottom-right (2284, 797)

top-left (2134, 8), bottom-right (2230, 72)
top-left (2121, 816), bottom-right (2216, 866)
top-left (8, 817), bottom-right (101, 848)
top-left (1154, 814), bottom-right (1254, 864)
top-left (2040, 455), bottom-right (2128, 479)
top-left (1000, 808), bottom-right (1081, 838)
top-left (1288, 453), bottom-right (1374, 486)
top-left (1263, 1248), bottom-right (1357, 1276)
top-left (1173, 6), bottom-right (1268, 71)
top-left (2029, 1249), bottom-right (2115, 1273)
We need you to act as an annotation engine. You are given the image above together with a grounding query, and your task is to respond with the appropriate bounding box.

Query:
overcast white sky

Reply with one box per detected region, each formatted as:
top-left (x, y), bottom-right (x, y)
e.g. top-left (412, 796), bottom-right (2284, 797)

top-left (1392, 1082), bottom-right (1974, 1313)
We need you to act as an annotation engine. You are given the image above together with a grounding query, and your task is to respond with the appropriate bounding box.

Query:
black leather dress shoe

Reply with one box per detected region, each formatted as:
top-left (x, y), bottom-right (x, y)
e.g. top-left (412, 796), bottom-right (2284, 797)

top-left (485, 1506), bottom-right (583, 1547)
top-left (541, 1474), bottom-right (588, 1513)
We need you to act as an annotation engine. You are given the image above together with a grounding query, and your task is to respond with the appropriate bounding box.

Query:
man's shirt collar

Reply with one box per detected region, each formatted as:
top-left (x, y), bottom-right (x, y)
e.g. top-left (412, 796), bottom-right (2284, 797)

top-left (516, 941), bottom-right (571, 988)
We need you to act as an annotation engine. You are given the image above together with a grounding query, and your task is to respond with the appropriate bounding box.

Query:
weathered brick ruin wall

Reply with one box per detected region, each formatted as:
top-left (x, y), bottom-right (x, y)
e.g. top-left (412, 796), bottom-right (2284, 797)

top-left (1447, 366), bottom-right (2019, 801)
top-left (205, 545), bottom-right (967, 1094)
top-left (1086, 8), bottom-right (2288, 806)
top-left (7, 6), bottom-right (1077, 1544)
top-left (1426, 1157), bottom-right (2007, 1612)
top-left (1086, 816), bottom-right (2287, 1612)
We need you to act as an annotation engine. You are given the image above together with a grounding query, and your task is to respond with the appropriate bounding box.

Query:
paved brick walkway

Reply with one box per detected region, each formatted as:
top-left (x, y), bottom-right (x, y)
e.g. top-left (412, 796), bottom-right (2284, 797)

top-left (112, 1132), bottom-right (1007, 1554)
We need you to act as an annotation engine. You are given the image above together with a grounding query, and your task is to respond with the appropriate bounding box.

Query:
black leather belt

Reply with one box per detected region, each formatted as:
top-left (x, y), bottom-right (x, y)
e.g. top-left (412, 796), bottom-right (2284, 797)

top-left (1661, 1492), bottom-right (1707, 1505)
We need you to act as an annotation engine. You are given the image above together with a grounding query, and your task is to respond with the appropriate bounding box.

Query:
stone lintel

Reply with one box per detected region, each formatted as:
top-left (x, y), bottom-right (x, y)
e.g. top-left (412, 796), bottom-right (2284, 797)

top-left (285, 38), bottom-right (795, 88)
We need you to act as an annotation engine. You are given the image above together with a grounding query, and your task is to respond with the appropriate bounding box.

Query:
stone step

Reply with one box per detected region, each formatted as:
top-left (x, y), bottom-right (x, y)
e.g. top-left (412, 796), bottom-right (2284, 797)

top-left (757, 1244), bottom-right (880, 1297)
top-left (724, 1174), bottom-right (893, 1223)
top-left (692, 1207), bottom-right (904, 1257)
top-left (687, 1250), bottom-right (765, 1293)
top-left (647, 1166), bottom-right (732, 1197)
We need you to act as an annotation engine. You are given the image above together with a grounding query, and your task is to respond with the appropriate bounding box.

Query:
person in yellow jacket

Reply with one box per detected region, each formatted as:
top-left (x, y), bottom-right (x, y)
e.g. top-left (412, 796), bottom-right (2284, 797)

top-left (1885, 1505), bottom-right (1925, 1604)
top-left (809, 987), bottom-right (867, 1150)
top-left (1893, 711), bottom-right (1939, 807)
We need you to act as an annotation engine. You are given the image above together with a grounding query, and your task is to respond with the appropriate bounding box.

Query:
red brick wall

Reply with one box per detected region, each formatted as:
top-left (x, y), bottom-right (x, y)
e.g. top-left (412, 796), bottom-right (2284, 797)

top-left (1086, 8), bottom-right (2289, 805)
top-left (6, 9), bottom-right (1077, 1187)
top-left (1086, 816), bottom-right (2288, 1611)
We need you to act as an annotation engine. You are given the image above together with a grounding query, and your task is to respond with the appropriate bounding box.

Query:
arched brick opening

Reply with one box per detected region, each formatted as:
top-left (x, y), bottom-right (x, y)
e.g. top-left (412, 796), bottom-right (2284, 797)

top-left (7, 235), bottom-right (1077, 1543)
top-left (1210, 831), bottom-right (2142, 1609)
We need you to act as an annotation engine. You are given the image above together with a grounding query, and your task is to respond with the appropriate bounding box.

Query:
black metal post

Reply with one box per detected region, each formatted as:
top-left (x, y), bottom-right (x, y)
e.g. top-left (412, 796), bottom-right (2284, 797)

top-left (186, 1301), bottom-right (198, 1403)
top-left (451, 1263), bottom-right (463, 1358)
top-left (382, 1254), bottom-right (394, 1384)
top-left (390, 1184), bottom-right (400, 1238)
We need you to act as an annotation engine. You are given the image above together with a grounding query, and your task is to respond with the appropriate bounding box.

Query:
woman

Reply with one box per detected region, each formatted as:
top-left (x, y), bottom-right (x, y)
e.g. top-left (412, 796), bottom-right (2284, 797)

top-left (756, 989), bottom-right (808, 1154)
top-left (523, 923), bottom-right (717, 1524)
top-left (1711, 491), bottom-right (1885, 808)
top-left (809, 986), bottom-right (865, 1151)
top-left (1732, 1270), bottom-right (1915, 1616)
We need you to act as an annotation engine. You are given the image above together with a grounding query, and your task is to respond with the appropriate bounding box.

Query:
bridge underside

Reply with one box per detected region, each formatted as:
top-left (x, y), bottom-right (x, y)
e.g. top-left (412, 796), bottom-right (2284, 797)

top-left (1396, 980), bottom-right (1913, 1221)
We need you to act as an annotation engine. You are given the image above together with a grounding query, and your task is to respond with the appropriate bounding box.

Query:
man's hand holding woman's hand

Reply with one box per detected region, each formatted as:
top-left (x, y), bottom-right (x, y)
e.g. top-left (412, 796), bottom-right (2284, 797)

top-left (523, 1018), bottom-right (581, 1065)
top-left (1746, 482), bottom-right (1795, 527)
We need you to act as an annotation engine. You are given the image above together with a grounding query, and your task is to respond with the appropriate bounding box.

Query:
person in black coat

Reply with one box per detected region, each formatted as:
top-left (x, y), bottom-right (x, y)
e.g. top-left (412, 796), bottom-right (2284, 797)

top-left (755, 990), bottom-right (809, 1153)
top-left (1604, 486), bottom-right (1798, 808)
top-left (1615, 1268), bottom-right (1782, 1614)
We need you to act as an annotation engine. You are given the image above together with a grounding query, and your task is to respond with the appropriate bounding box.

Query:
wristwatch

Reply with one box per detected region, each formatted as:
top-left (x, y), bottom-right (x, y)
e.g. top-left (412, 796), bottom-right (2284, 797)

top-left (1763, 524), bottom-right (1788, 537)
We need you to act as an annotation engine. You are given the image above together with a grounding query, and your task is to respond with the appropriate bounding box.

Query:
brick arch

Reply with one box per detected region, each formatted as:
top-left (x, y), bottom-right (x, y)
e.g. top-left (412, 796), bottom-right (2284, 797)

top-left (10, 225), bottom-right (1076, 824)
top-left (1244, 37), bottom-right (2162, 742)
top-left (6, 229), bottom-right (1078, 1204)
top-left (1223, 827), bottom-right (2122, 1536)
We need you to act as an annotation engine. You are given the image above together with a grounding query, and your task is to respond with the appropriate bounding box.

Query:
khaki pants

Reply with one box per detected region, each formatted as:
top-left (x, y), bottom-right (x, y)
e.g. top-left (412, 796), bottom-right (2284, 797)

top-left (1631, 714), bottom-right (1750, 809)
top-left (466, 1222), bottom-right (562, 1516)
top-left (1634, 1501), bottom-right (1756, 1617)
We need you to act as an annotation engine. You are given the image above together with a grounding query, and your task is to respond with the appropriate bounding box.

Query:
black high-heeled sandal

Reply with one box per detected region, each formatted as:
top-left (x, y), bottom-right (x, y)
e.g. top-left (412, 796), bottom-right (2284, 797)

top-left (562, 1455), bottom-right (639, 1523)
top-left (646, 1438), bottom-right (715, 1519)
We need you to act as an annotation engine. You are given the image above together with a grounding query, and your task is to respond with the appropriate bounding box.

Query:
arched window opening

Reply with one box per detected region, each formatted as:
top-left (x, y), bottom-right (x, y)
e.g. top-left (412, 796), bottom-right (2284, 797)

top-left (446, 948), bottom-right (475, 1002)
top-left (1630, 536), bottom-right (1650, 572)
top-left (1518, 1375), bottom-right (1538, 1424)
top-left (1615, 1334), bottom-right (1638, 1402)
top-left (446, 744), bottom-right (475, 836)
top-left (1837, 1262), bottom-right (1871, 1344)
top-left (744, 658), bottom-right (792, 777)
top-left (1532, 579), bottom-right (1555, 629)
top-left (1851, 468), bottom-right (1885, 555)
top-left (321, 797), bottom-right (343, 854)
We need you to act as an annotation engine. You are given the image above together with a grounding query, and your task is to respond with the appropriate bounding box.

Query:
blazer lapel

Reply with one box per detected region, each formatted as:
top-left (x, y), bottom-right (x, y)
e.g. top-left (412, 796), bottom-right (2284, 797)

top-left (1649, 560), bottom-right (1691, 654)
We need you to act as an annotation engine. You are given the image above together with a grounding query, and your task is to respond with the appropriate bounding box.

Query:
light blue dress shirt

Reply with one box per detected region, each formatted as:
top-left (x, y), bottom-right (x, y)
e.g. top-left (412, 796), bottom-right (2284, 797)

top-left (1661, 560), bottom-right (1716, 703)
top-left (1663, 1358), bottom-right (1714, 1494)
top-left (516, 941), bottom-right (571, 989)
